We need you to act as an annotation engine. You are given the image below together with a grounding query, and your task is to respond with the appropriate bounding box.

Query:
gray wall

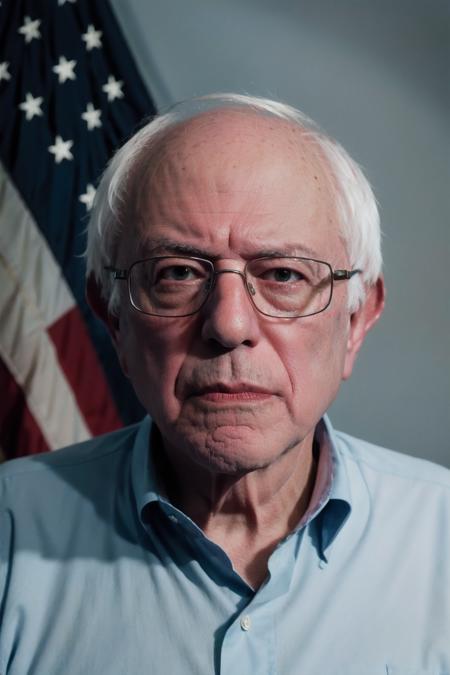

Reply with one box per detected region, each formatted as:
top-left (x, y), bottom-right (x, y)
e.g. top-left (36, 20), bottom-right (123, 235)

top-left (110, 0), bottom-right (450, 467)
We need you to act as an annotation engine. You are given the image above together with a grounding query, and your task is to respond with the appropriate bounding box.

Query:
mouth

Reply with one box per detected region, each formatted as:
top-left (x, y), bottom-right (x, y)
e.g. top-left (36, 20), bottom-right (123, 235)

top-left (188, 383), bottom-right (273, 403)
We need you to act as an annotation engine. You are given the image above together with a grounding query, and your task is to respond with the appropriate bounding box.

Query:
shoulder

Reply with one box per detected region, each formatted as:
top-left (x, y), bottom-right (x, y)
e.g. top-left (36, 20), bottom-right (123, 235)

top-left (334, 428), bottom-right (450, 492)
top-left (0, 421), bottom-right (147, 569)
top-left (0, 422), bottom-right (143, 500)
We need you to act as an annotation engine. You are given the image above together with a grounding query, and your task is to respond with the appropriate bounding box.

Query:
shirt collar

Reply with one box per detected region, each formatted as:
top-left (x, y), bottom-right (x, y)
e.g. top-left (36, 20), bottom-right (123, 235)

top-left (131, 414), bottom-right (358, 560)
top-left (131, 416), bottom-right (161, 518)
top-left (287, 416), bottom-right (350, 561)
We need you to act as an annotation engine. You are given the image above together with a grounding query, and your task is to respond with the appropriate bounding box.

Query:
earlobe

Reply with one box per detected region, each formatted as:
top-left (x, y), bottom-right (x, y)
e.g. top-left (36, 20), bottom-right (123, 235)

top-left (86, 273), bottom-right (111, 328)
top-left (85, 273), bottom-right (128, 376)
top-left (342, 276), bottom-right (386, 380)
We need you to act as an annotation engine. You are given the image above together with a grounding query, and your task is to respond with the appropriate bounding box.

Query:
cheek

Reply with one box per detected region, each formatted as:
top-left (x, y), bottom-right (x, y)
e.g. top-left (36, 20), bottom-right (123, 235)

top-left (117, 312), bottom-right (195, 419)
top-left (271, 309), bottom-right (349, 410)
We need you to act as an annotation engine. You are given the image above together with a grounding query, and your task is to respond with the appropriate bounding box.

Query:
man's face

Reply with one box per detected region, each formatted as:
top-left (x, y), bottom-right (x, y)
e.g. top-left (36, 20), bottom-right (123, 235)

top-left (113, 111), bottom-right (358, 474)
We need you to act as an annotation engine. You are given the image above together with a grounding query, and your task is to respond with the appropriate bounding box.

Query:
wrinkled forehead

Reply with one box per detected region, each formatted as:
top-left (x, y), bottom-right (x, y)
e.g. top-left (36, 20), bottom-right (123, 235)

top-left (139, 108), bottom-right (331, 187)
top-left (125, 108), bottom-right (340, 254)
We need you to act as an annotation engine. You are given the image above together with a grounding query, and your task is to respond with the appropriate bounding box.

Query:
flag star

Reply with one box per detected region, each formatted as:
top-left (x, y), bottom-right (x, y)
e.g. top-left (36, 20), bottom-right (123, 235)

top-left (79, 184), bottom-right (96, 211)
top-left (82, 24), bottom-right (102, 51)
top-left (102, 75), bottom-right (124, 102)
top-left (0, 61), bottom-right (11, 82)
top-left (18, 16), bottom-right (41, 43)
top-left (48, 135), bottom-right (73, 163)
top-left (19, 92), bottom-right (43, 120)
top-left (81, 102), bottom-right (102, 130)
top-left (53, 56), bottom-right (77, 83)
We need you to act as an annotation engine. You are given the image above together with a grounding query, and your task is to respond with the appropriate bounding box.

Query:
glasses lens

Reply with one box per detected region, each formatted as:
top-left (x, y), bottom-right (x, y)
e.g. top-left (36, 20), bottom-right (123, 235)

top-left (246, 257), bottom-right (332, 317)
top-left (129, 257), bottom-right (212, 316)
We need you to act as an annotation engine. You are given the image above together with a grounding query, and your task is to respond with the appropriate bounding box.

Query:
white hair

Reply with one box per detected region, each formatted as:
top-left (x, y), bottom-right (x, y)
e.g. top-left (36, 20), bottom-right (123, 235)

top-left (86, 93), bottom-right (382, 314)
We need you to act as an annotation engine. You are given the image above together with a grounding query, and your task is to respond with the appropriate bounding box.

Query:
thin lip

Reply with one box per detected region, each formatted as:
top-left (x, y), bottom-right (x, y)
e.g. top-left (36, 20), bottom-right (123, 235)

top-left (189, 382), bottom-right (273, 396)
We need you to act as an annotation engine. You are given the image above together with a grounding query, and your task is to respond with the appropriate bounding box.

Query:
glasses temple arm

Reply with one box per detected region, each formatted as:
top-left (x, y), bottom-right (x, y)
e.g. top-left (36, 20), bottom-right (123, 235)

top-left (332, 269), bottom-right (362, 281)
top-left (104, 265), bottom-right (128, 280)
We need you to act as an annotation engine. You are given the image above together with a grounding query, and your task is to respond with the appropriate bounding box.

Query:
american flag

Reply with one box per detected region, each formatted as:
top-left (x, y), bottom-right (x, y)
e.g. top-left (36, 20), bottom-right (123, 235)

top-left (0, 0), bottom-right (155, 460)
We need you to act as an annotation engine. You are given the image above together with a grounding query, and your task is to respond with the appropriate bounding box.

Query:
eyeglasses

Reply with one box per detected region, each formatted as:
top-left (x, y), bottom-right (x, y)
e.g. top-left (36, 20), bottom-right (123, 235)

top-left (105, 256), bottom-right (362, 319)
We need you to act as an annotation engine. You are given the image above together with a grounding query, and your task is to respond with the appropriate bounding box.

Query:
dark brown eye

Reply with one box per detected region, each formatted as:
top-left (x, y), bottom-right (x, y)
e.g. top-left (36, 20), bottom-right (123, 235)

top-left (160, 265), bottom-right (195, 281)
top-left (265, 267), bottom-right (304, 283)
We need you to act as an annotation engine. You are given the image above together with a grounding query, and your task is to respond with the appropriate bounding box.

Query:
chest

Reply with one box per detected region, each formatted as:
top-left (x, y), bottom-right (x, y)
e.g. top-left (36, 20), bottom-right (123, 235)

top-left (1, 532), bottom-right (448, 675)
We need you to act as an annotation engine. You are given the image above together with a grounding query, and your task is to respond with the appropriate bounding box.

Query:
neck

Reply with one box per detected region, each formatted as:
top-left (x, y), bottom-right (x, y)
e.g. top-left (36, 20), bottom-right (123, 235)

top-left (157, 431), bottom-right (318, 588)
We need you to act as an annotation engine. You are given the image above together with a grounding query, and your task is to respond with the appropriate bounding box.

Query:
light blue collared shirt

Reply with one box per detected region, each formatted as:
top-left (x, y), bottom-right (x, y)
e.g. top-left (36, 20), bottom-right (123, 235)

top-left (0, 416), bottom-right (449, 674)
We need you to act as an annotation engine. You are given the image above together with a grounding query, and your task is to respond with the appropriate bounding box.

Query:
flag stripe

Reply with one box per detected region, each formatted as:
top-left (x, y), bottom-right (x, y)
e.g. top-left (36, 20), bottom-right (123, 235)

top-left (48, 307), bottom-right (122, 436)
top-left (0, 162), bottom-right (74, 328)
top-left (0, 252), bottom-right (91, 450)
top-left (0, 163), bottom-right (122, 439)
top-left (0, 357), bottom-right (49, 457)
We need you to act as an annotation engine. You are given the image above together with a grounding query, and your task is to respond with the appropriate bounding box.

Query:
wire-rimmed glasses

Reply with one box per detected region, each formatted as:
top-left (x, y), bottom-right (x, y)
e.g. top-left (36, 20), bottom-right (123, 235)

top-left (105, 255), bottom-right (362, 319)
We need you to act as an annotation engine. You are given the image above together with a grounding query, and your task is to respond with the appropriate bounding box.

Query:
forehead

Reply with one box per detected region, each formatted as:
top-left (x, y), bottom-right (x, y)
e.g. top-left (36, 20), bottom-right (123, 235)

top-left (130, 110), bottom-right (343, 261)
top-left (144, 109), bottom-right (328, 187)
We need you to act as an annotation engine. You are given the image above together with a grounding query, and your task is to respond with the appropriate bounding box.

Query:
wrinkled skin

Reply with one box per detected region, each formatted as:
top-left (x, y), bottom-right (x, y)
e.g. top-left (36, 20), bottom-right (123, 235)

top-left (89, 110), bottom-right (384, 585)
top-left (109, 111), bottom-right (381, 474)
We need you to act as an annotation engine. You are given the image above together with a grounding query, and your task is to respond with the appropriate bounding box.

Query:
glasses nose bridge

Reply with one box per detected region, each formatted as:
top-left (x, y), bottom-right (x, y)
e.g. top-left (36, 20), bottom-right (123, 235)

top-left (211, 267), bottom-right (256, 296)
top-left (214, 267), bottom-right (245, 280)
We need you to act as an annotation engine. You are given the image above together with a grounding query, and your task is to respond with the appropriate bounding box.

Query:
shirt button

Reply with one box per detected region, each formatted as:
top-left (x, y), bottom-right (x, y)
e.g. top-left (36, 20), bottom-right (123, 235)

top-left (240, 614), bottom-right (251, 631)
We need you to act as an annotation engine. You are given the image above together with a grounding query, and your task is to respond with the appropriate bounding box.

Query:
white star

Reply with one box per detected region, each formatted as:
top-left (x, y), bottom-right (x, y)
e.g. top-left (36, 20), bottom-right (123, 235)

top-left (81, 102), bottom-right (102, 130)
top-left (79, 184), bottom-right (96, 211)
top-left (18, 16), bottom-right (41, 43)
top-left (48, 135), bottom-right (73, 163)
top-left (58, 0), bottom-right (76, 5)
top-left (82, 24), bottom-right (102, 51)
top-left (102, 75), bottom-right (124, 102)
top-left (0, 62), bottom-right (11, 82)
top-left (0, 61), bottom-right (11, 82)
top-left (52, 56), bottom-right (77, 83)
top-left (19, 92), bottom-right (43, 120)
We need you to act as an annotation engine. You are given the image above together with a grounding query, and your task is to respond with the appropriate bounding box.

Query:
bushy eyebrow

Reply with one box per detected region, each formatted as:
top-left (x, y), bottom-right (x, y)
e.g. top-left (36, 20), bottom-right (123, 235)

top-left (138, 236), bottom-right (321, 261)
top-left (252, 245), bottom-right (320, 259)
top-left (140, 238), bottom-right (210, 258)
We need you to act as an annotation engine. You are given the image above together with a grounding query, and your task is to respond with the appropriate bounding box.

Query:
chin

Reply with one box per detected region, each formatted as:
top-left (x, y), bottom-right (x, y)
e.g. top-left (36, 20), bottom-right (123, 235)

top-left (188, 445), bottom-right (275, 476)
top-left (167, 421), bottom-right (297, 476)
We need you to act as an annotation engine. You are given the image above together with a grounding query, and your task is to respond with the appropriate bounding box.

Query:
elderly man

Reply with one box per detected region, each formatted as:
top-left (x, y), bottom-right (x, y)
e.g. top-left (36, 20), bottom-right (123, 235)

top-left (1, 94), bottom-right (449, 674)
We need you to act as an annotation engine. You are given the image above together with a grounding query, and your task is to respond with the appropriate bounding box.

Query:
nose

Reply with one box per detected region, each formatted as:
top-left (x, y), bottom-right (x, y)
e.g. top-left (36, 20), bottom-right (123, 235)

top-left (200, 269), bottom-right (261, 349)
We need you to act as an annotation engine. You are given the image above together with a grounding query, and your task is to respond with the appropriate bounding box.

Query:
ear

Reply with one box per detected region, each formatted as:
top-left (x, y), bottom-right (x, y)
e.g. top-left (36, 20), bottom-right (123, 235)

top-left (342, 276), bottom-right (385, 380)
top-left (85, 273), bottom-right (129, 376)
top-left (86, 272), bottom-right (118, 336)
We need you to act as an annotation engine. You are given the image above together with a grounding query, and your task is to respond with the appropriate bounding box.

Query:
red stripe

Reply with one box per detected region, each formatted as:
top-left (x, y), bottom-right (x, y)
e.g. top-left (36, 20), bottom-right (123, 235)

top-left (0, 357), bottom-right (50, 458)
top-left (47, 307), bottom-right (123, 436)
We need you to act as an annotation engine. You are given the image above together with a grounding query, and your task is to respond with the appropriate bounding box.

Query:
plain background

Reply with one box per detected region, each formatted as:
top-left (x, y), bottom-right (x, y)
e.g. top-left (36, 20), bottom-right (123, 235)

top-left (110, 0), bottom-right (450, 467)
